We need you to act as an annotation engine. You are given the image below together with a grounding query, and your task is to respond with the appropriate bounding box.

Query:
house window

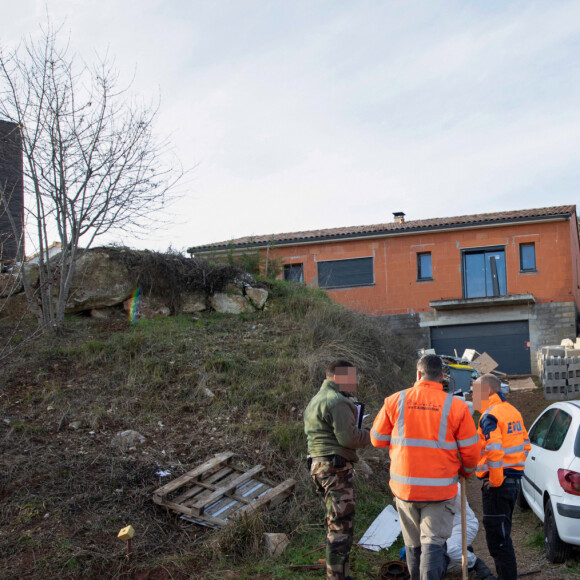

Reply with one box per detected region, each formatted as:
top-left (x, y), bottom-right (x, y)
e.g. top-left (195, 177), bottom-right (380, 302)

top-left (520, 243), bottom-right (536, 272)
top-left (417, 252), bottom-right (432, 280)
top-left (462, 247), bottom-right (506, 298)
top-left (317, 257), bottom-right (374, 289)
top-left (283, 263), bottom-right (304, 282)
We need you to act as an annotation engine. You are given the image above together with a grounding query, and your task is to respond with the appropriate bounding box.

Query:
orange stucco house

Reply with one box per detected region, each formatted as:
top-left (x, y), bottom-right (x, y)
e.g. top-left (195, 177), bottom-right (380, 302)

top-left (189, 205), bottom-right (580, 375)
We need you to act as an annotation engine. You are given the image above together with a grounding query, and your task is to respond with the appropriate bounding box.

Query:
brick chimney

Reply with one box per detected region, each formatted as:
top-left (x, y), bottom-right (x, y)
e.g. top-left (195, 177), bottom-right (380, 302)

top-left (393, 212), bottom-right (405, 224)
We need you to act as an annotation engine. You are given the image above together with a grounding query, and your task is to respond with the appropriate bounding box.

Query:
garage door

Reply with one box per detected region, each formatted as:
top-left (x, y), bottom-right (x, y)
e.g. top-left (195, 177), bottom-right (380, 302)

top-left (430, 320), bottom-right (531, 375)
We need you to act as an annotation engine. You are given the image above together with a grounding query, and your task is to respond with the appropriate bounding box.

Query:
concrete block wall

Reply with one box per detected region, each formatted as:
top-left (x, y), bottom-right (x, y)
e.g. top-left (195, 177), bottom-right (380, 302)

top-left (538, 348), bottom-right (580, 400)
top-left (529, 301), bottom-right (578, 375)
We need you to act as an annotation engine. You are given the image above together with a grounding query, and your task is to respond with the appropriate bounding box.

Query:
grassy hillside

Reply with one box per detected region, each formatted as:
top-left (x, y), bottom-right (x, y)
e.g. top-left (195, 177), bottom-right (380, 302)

top-left (1, 280), bottom-right (417, 579)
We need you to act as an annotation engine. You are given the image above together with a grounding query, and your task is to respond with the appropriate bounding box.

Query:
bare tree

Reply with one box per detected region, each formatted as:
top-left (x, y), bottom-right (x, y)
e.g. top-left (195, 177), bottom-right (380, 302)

top-left (0, 24), bottom-right (181, 331)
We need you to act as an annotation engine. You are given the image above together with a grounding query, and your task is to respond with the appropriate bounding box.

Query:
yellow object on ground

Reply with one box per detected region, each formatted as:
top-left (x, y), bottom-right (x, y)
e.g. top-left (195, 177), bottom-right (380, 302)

top-left (118, 525), bottom-right (135, 541)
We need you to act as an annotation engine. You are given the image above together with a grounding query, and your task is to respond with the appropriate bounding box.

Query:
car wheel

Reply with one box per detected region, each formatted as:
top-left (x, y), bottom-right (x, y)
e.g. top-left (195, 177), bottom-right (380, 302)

top-left (544, 498), bottom-right (571, 563)
top-left (516, 485), bottom-right (529, 510)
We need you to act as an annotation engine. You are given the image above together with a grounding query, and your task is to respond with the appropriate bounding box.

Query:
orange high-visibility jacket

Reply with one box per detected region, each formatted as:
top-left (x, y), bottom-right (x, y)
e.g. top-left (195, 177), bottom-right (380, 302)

top-left (476, 392), bottom-right (531, 487)
top-left (371, 380), bottom-right (480, 501)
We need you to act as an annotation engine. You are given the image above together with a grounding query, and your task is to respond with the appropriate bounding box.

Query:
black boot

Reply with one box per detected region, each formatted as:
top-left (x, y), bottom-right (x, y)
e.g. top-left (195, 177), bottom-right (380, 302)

top-left (472, 556), bottom-right (497, 579)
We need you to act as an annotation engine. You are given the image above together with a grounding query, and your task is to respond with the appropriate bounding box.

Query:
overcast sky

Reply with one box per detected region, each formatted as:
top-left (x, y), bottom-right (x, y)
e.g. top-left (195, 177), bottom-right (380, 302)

top-left (2, 1), bottom-right (580, 253)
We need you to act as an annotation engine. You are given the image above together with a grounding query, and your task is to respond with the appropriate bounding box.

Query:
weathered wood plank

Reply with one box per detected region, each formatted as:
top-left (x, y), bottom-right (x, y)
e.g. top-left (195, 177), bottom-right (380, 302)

top-left (173, 466), bottom-right (236, 504)
top-left (153, 498), bottom-right (227, 527)
top-left (191, 464), bottom-right (265, 514)
top-left (181, 468), bottom-right (248, 507)
top-left (238, 479), bottom-right (296, 515)
top-left (153, 454), bottom-right (295, 528)
top-left (153, 452), bottom-right (235, 497)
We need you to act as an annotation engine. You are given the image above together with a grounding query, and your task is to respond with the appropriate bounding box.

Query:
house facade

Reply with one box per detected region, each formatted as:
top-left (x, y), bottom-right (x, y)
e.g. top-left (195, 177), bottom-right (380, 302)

top-left (189, 206), bottom-right (580, 375)
top-left (0, 120), bottom-right (24, 264)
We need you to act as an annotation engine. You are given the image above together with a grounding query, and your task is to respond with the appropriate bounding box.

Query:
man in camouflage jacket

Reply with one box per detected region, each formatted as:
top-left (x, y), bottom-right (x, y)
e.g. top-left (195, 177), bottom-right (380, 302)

top-left (304, 360), bottom-right (371, 580)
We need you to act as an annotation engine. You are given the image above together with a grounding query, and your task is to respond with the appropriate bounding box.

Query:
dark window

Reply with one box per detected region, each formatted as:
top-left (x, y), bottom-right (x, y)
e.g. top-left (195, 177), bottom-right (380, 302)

top-left (543, 410), bottom-right (572, 451)
top-left (520, 243), bottom-right (536, 271)
top-left (530, 409), bottom-right (572, 451)
top-left (529, 408), bottom-right (558, 448)
top-left (283, 263), bottom-right (303, 282)
top-left (417, 252), bottom-right (432, 280)
top-left (317, 257), bottom-right (374, 289)
top-left (463, 248), bottom-right (506, 298)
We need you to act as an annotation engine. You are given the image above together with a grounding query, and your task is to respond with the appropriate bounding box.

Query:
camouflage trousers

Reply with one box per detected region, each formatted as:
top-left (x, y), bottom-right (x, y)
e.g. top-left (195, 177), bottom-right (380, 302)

top-left (311, 459), bottom-right (355, 580)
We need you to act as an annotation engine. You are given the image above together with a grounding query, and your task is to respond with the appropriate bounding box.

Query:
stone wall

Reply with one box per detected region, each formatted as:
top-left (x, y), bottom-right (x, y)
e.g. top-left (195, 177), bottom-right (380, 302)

top-left (529, 301), bottom-right (578, 374)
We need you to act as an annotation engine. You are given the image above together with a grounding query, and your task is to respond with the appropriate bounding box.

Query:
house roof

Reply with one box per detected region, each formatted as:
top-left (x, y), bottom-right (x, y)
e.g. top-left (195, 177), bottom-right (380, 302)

top-left (189, 205), bottom-right (577, 254)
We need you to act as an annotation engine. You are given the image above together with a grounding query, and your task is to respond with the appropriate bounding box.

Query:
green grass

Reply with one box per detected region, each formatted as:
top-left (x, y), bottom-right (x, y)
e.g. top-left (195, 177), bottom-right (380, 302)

top-left (524, 530), bottom-right (545, 550)
top-left (0, 279), bottom-right (419, 579)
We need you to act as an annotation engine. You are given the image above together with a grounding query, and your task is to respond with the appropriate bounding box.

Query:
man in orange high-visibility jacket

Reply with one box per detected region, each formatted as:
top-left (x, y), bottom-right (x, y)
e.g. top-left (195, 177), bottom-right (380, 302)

top-left (475, 373), bottom-right (531, 580)
top-left (371, 354), bottom-right (480, 580)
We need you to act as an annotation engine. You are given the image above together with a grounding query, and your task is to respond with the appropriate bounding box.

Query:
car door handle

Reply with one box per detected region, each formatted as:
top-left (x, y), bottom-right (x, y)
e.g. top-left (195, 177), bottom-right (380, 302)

top-left (531, 456), bottom-right (535, 460)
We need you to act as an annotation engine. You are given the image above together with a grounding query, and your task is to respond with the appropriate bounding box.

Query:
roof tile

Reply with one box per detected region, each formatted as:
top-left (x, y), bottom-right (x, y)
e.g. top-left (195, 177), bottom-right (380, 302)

top-left (190, 205), bottom-right (576, 251)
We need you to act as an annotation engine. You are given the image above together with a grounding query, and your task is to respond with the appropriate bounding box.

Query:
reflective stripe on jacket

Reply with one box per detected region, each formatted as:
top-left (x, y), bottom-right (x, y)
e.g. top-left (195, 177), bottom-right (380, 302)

top-left (476, 392), bottom-right (531, 487)
top-left (371, 380), bottom-right (480, 501)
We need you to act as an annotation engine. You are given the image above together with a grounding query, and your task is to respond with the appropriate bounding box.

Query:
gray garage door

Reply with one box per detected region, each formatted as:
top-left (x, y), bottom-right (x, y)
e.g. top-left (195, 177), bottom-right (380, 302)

top-left (430, 320), bottom-right (531, 375)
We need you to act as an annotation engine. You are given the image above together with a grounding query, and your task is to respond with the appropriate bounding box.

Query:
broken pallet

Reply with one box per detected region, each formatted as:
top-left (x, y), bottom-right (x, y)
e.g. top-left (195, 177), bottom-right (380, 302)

top-left (152, 451), bottom-right (296, 527)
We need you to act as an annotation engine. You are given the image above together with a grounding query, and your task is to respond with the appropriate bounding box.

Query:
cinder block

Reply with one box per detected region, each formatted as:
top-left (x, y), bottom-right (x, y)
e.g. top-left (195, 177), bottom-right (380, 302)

top-left (544, 355), bottom-right (566, 368)
top-left (543, 376), bottom-right (567, 388)
top-left (542, 346), bottom-right (566, 357)
top-left (544, 384), bottom-right (569, 400)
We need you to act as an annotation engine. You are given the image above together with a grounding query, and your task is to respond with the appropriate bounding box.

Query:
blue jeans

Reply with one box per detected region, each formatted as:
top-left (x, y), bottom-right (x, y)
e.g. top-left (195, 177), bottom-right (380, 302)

top-left (481, 478), bottom-right (520, 580)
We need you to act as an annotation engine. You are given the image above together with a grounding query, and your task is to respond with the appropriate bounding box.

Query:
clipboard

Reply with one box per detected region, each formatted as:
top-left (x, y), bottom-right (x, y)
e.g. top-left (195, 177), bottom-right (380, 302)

top-left (353, 402), bottom-right (365, 429)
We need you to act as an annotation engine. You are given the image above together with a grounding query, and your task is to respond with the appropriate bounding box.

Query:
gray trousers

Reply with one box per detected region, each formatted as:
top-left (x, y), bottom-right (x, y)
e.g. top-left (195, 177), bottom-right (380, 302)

top-left (395, 497), bottom-right (455, 580)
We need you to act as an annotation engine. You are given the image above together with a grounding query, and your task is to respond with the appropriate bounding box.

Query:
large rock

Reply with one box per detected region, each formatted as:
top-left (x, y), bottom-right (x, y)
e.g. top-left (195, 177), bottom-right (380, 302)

top-left (0, 262), bottom-right (39, 297)
top-left (0, 292), bottom-right (35, 320)
top-left (245, 287), bottom-right (268, 309)
top-left (90, 307), bottom-right (119, 319)
top-left (181, 292), bottom-right (207, 313)
top-left (65, 251), bottom-right (136, 312)
top-left (112, 430), bottom-right (146, 452)
top-left (0, 271), bottom-right (22, 297)
top-left (210, 292), bottom-right (255, 314)
top-left (123, 294), bottom-right (171, 319)
top-left (263, 533), bottom-right (290, 557)
top-left (22, 262), bottom-right (40, 290)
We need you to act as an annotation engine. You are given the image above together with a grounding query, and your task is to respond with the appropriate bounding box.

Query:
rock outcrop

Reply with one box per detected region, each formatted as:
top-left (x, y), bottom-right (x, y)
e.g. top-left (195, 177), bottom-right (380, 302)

top-left (66, 251), bottom-right (136, 312)
top-left (1, 248), bottom-right (269, 320)
top-left (210, 292), bottom-right (256, 314)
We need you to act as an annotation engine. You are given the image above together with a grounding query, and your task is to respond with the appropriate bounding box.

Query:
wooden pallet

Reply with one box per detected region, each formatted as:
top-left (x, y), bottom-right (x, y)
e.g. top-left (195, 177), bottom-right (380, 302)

top-left (152, 451), bottom-right (296, 527)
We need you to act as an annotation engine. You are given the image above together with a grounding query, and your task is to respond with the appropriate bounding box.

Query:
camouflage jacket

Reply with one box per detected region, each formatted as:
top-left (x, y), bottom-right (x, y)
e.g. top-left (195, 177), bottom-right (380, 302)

top-left (304, 379), bottom-right (370, 462)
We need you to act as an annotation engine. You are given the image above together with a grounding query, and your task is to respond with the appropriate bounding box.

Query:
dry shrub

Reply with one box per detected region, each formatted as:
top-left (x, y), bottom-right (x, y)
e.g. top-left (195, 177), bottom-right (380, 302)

top-left (207, 510), bottom-right (267, 563)
top-left (104, 246), bottom-right (245, 313)
top-left (302, 301), bottom-right (416, 398)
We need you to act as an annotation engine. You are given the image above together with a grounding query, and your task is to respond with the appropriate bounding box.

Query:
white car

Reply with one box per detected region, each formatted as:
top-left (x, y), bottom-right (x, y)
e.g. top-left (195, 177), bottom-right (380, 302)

top-left (519, 400), bottom-right (580, 562)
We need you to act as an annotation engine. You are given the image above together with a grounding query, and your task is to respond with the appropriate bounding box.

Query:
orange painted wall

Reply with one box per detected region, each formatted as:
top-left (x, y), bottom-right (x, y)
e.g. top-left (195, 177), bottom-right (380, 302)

top-left (268, 219), bottom-right (580, 316)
